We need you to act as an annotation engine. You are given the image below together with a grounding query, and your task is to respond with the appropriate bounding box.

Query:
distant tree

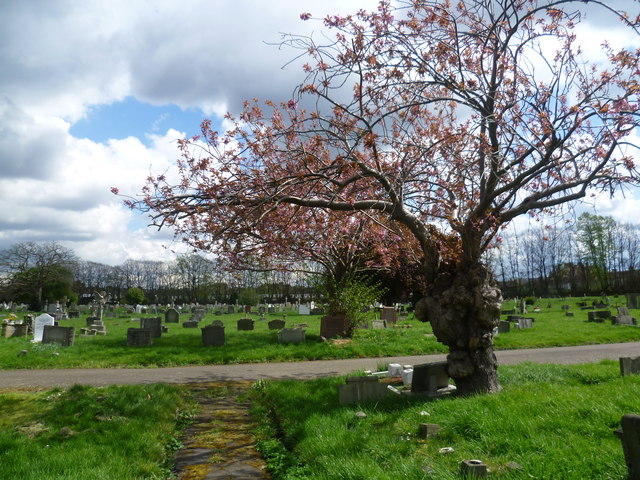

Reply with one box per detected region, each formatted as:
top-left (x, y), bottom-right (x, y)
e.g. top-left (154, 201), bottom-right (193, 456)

top-left (124, 287), bottom-right (146, 305)
top-left (238, 287), bottom-right (260, 306)
top-left (134, 1), bottom-right (640, 395)
top-left (0, 241), bottom-right (78, 310)
top-left (576, 213), bottom-right (616, 293)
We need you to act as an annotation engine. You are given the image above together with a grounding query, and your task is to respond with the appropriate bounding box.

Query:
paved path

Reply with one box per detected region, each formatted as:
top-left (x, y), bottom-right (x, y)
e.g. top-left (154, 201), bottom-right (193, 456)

top-left (1, 342), bottom-right (639, 389)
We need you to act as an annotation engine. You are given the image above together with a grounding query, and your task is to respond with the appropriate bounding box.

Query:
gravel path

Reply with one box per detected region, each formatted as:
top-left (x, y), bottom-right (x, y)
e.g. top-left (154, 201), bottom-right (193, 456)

top-left (1, 341), bottom-right (639, 389)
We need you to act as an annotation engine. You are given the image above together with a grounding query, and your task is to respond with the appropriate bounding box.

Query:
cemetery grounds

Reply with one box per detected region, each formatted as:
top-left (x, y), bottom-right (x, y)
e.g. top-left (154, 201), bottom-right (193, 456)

top-left (0, 296), bottom-right (639, 478)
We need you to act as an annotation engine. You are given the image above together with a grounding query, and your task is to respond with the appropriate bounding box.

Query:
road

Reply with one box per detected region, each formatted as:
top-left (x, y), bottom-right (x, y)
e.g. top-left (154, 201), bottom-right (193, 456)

top-left (0, 342), bottom-right (638, 389)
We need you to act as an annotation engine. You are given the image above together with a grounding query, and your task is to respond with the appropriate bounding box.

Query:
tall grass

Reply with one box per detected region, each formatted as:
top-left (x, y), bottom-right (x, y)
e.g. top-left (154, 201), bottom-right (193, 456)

top-left (250, 360), bottom-right (640, 479)
top-left (0, 384), bottom-right (196, 480)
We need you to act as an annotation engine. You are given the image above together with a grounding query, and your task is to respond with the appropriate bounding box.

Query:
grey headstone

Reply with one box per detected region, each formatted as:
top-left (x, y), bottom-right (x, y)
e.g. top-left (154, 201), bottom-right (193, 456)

top-left (141, 317), bottom-right (162, 338)
top-left (617, 414), bottom-right (640, 480)
top-left (338, 376), bottom-right (389, 405)
top-left (372, 319), bottom-right (387, 329)
top-left (498, 320), bottom-right (510, 333)
top-left (127, 328), bottom-right (153, 346)
top-left (201, 325), bottom-right (225, 347)
top-left (460, 459), bottom-right (488, 478)
top-left (278, 328), bottom-right (305, 344)
top-left (42, 325), bottom-right (75, 347)
top-left (211, 319), bottom-right (224, 327)
top-left (237, 318), bottom-right (254, 331)
top-left (620, 357), bottom-right (640, 376)
top-left (627, 294), bottom-right (640, 310)
top-left (268, 319), bottom-right (286, 330)
top-left (411, 362), bottom-right (450, 393)
top-left (165, 308), bottom-right (179, 323)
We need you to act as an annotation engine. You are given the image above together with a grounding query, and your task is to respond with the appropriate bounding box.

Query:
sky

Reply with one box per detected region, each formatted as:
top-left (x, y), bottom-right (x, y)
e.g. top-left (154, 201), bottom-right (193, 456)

top-left (1, 1), bottom-right (639, 267)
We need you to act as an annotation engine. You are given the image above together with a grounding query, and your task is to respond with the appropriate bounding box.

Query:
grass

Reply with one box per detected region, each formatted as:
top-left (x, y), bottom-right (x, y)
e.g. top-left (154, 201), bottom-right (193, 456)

top-left (249, 360), bottom-right (640, 479)
top-left (0, 383), bottom-right (197, 480)
top-left (1, 296), bottom-right (639, 369)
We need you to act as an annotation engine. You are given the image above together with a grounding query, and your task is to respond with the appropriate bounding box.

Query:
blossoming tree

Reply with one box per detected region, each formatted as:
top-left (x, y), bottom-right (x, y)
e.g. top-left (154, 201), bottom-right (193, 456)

top-left (133, 0), bottom-right (640, 395)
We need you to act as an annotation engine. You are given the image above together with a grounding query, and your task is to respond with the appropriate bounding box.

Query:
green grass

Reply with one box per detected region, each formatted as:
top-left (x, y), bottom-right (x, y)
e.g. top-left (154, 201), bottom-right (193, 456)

top-left (249, 360), bottom-right (640, 479)
top-left (0, 383), bottom-right (196, 480)
top-left (1, 296), bottom-right (640, 369)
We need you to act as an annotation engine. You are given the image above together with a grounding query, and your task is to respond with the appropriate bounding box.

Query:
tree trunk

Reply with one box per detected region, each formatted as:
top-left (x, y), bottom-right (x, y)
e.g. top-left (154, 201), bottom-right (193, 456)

top-left (415, 262), bottom-right (502, 396)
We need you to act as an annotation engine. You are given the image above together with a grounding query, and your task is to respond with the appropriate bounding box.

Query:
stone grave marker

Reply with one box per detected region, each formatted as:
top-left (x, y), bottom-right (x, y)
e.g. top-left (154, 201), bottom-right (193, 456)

top-left (460, 459), bottom-right (488, 478)
top-left (42, 325), bottom-right (75, 347)
top-left (201, 324), bottom-right (225, 346)
top-left (127, 328), bottom-right (154, 346)
top-left (613, 307), bottom-right (637, 326)
top-left (211, 319), bottom-right (224, 327)
top-left (620, 356), bottom-right (640, 376)
top-left (320, 315), bottom-right (350, 338)
top-left (182, 320), bottom-right (199, 328)
top-left (411, 361), bottom-right (451, 394)
top-left (338, 376), bottom-right (389, 405)
top-left (141, 317), bottom-right (162, 338)
top-left (278, 327), bottom-right (305, 344)
top-left (33, 313), bottom-right (55, 342)
top-left (381, 306), bottom-right (397, 325)
top-left (627, 294), bottom-right (640, 310)
top-left (2, 324), bottom-right (28, 338)
top-left (237, 318), bottom-right (254, 331)
top-left (244, 305), bottom-right (252, 314)
top-left (298, 304), bottom-right (311, 315)
top-left (615, 414), bottom-right (640, 480)
top-left (372, 319), bottom-right (387, 329)
top-left (498, 320), bottom-right (510, 333)
top-left (515, 317), bottom-right (533, 329)
top-left (165, 308), bottom-right (180, 323)
top-left (268, 319), bottom-right (286, 330)
top-left (227, 305), bottom-right (235, 314)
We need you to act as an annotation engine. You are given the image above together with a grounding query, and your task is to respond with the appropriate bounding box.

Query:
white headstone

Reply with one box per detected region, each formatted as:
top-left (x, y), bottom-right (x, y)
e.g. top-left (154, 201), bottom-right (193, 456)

top-left (33, 313), bottom-right (55, 342)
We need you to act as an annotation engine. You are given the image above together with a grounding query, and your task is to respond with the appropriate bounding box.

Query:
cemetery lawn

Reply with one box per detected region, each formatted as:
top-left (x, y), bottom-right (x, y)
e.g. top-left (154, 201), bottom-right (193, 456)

top-left (0, 383), bottom-right (196, 480)
top-left (249, 360), bottom-right (639, 479)
top-left (2, 296), bottom-right (640, 369)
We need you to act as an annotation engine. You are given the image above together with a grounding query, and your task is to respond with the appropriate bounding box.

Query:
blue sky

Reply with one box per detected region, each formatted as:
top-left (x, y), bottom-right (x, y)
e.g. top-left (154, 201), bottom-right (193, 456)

top-left (0, 0), bottom-right (638, 266)
top-left (70, 98), bottom-right (205, 146)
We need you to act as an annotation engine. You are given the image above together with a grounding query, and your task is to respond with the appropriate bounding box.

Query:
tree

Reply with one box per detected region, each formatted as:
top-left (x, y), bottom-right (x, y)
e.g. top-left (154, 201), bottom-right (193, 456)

top-left (576, 213), bottom-right (616, 293)
top-left (0, 241), bottom-right (78, 310)
top-left (134, 1), bottom-right (640, 395)
top-left (124, 287), bottom-right (146, 305)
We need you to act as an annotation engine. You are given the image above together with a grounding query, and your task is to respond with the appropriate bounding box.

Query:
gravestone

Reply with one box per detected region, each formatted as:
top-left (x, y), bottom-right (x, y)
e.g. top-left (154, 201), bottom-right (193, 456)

top-left (278, 328), bottom-right (305, 344)
top-left (42, 325), bottom-right (75, 347)
top-left (338, 376), bottom-right (389, 405)
top-left (613, 307), bottom-right (637, 326)
top-left (565, 312), bottom-right (575, 317)
top-left (227, 305), bottom-right (235, 314)
top-left (165, 308), bottom-right (180, 323)
top-left (141, 317), bottom-right (162, 338)
top-left (211, 319), bottom-right (224, 327)
top-left (411, 362), bottom-right (450, 394)
top-left (2, 324), bottom-right (28, 338)
top-left (68, 310), bottom-right (80, 318)
top-left (33, 313), bottom-right (55, 342)
top-left (320, 315), bottom-right (350, 338)
top-left (182, 321), bottom-right (199, 328)
top-left (244, 306), bottom-right (252, 314)
top-left (561, 305), bottom-right (571, 311)
top-left (460, 459), bottom-right (488, 478)
top-left (268, 306), bottom-right (275, 314)
top-left (588, 310), bottom-right (610, 323)
top-left (372, 319), bottom-right (387, 329)
top-left (620, 357), bottom-right (640, 376)
top-left (381, 306), bottom-right (397, 325)
top-left (127, 328), bottom-right (153, 347)
top-left (237, 318), bottom-right (254, 331)
top-left (201, 324), bottom-right (225, 346)
top-left (615, 414), bottom-right (640, 480)
top-left (268, 319), bottom-right (286, 330)
top-left (501, 308), bottom-right (516, 315)
top-left (497, 320), bottom-right (510, 333)
top-left (298, 304), bottom-right (311, 315)
top-left (515, 317), bottom-right (533, 329)
top-left (418, 423), bottom-right (441, 439)
top-left (627, 294), bottom-right (640, 310)
top-left (310, 307), bottom-right (325, 315)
